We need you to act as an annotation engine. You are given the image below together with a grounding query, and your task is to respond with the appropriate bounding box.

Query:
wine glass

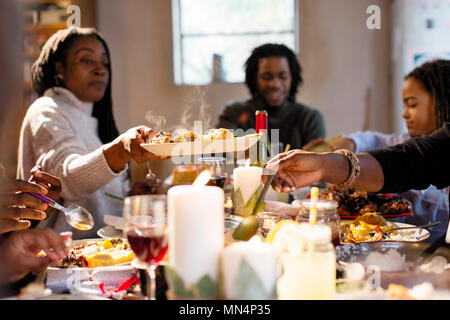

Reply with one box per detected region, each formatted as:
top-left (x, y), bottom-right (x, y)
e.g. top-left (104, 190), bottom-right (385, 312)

top-left (196, 156), bottom-right (226, 188)
top-left (122, 195), bottom-right (168, 300)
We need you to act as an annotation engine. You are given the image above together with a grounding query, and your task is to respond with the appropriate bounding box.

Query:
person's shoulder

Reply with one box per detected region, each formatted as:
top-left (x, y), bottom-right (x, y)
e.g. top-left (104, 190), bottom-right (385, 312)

top-left (221, 99), bottom-right (254, 114)
top-left (23, 95), bottom-right (70, 128)
top-left (223, 99), bottom-right (252, 109)
top-left (293, 101), bottom-right (322, 114)
top-left (289, 101), bottom-right (324, 121)
top-left (25, 96), bottom-right (58, 118)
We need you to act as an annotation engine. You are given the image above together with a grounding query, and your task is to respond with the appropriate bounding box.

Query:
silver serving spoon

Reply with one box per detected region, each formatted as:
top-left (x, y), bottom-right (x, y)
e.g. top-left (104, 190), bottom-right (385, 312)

top-left (144, 136), bottom-right (157, 183)
top-left (146, 160), bottom-right (157, 183)
top-left (29, 193), bottom-right (94, 230)
top-left (386, 221), bottom-right (440, 233)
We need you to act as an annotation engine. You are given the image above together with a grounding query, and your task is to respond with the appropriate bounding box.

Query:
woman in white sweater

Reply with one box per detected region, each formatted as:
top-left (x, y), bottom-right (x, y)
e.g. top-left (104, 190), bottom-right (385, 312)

top-left (17, 27), bottom-right (163, 239)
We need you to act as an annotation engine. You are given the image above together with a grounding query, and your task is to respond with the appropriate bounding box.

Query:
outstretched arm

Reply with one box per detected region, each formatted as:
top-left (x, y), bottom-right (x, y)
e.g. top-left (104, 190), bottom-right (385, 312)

top-left (264, 150), bottom-right (384, 192)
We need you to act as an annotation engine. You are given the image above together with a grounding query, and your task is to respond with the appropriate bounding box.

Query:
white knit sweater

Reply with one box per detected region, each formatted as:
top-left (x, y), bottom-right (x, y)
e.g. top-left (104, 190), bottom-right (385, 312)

top-left (17, 87), bottom-right (129, 239)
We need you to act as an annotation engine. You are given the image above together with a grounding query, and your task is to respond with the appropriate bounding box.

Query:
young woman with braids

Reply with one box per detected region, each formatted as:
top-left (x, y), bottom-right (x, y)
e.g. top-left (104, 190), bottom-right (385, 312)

top-left (303, 60), bottom-right (450, 241)
top-left (17, 27), bottom-right (165, 239)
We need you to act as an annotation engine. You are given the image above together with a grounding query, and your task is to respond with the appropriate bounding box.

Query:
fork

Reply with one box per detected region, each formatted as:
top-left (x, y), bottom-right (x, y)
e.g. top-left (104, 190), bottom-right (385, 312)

top-left (144, 136), bottom-right (157, 184)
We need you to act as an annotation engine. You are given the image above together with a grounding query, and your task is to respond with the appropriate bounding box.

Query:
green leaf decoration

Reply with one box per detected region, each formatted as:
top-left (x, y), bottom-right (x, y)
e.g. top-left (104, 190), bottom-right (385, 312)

top-left (232, 259), bottom-right (271, 300)
top-left (196, 275), bottom-right (219, 299)
top-left (164, 266), bottom-right (219, 299)
top-left (233, 185), bottom-right (264, 217)
top-left (242, 184), bottom-right (263, 216)
top-left (163, 265), bottom-right (194, 298)
top-left (232, 187), bottom-right (245, 217)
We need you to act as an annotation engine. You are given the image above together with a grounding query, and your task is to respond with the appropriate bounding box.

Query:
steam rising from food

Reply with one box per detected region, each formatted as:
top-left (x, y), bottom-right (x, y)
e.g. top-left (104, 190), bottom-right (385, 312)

top-left (145, 86), bottom-right (212, 136)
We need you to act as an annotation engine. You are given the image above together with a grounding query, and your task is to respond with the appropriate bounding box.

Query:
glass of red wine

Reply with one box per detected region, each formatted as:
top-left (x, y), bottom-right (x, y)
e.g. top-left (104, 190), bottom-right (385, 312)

top-left (196, 156), bottom-right (226, 188)
top-left (123, 195), bottom-right (168, 300)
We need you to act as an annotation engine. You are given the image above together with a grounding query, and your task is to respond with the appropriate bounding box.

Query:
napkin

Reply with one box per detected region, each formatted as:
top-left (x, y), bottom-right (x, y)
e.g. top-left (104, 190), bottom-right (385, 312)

top-left (264, 200), bottom-right (301, 217)
top-left (46, 265), bottom-right (136, 297)
top-left (69, 275), bottom-right (139, 300)
top-left (104, 215), bottom-right (124, 230)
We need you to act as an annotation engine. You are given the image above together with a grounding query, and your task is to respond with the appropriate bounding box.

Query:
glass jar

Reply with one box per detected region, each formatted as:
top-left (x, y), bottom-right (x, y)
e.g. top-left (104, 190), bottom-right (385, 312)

top-left (295, 199), bottom-right (341, 246)
top-left (196, 156), bottom-right (226, 188)
top-left (258, 212), bottom-right (293, 237)
top-left (276, 223), bottom-right (336, 299)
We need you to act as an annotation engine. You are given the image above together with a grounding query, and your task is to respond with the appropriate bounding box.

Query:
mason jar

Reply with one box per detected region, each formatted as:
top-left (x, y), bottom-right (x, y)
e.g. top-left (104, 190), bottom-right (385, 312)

top-left (295, 199), bottom-right (341, 246)
top-left (276, 223), bottom-right (336, 299)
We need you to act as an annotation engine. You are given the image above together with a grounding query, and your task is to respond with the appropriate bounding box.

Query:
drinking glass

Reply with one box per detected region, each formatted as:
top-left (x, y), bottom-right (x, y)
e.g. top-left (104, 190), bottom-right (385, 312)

top-left (196, 156), bottom-right (226, 188)
top-left (123, 195), bottom-right (168, 300)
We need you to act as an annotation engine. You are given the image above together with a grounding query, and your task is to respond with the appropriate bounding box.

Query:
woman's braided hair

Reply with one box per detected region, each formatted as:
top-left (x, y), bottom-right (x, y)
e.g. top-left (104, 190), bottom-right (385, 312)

top-left (406, 59), bottom-right (450, 130)
top-left (31, 26), bottom-right (119, 144)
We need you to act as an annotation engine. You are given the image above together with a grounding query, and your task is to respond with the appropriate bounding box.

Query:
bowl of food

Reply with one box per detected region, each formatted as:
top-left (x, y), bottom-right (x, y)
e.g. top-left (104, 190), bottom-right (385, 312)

top-left (336, 241), bottom-right (450, 289)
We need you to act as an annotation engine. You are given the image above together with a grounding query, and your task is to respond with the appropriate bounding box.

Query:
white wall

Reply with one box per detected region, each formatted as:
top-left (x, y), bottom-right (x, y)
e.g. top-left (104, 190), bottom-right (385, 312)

top-left (299, 0), bottom-right (392, 136)
top-left (97, 0), bottom-right (392, 180)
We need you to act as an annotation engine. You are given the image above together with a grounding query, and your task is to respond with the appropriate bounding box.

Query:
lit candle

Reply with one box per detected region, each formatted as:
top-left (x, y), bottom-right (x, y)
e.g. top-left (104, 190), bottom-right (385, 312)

top-left (233, 166), bottom-right (262, 204)
top-left (221, 236), bottom-right (277, 299)
top-left (168, 185), bottom-right (224, 287)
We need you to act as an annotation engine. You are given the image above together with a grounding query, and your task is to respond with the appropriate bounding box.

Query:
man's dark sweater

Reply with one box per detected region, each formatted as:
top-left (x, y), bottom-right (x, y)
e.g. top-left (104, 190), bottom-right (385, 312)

top-left (217, 97), bottom-right (326, 149)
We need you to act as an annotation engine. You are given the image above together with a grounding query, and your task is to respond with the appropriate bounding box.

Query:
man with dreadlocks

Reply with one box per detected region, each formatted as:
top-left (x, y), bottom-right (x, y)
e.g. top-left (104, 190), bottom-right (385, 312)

top-left (16, 27), bottom-right (165, 239)
top-left (305, 60), bottom-right (450, 241)
top-left (217, 43), bottom-right (325, 149)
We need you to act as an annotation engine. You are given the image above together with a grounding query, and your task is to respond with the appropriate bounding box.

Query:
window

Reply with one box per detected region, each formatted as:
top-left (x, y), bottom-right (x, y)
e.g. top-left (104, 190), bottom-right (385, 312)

top-left (172, 0), bottom-right (298, 85)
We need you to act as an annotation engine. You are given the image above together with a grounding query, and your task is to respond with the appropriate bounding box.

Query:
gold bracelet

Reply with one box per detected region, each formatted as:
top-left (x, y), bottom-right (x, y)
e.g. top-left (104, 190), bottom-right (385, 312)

top-left (334, 149), bottom-right (360, 189)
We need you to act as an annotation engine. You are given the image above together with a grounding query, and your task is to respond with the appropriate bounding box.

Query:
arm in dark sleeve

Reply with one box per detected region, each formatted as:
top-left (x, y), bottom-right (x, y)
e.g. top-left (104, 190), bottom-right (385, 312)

top-left (367, 123), bottom-right (450, 193)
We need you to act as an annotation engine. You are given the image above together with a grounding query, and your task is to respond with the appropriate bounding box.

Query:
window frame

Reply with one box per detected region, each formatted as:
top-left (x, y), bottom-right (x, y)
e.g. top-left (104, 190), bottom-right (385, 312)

top-left (171, 0), bottom-right (300, 85)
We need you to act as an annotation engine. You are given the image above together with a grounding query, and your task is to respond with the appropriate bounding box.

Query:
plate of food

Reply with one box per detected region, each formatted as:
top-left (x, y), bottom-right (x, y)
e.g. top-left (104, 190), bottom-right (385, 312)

top-left (340, 212), bottom-right (430, 243)
top-left (319, 186), bottom-right (412, 219)
top-left (56, 238), bottom-right (135, 268)
top-left (141, 128), bottom-right (261, 157)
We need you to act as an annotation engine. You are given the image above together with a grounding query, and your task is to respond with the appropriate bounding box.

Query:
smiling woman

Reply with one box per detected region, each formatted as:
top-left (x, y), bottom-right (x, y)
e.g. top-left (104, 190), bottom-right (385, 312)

top-left (17, 27), bottom-right (166, 239)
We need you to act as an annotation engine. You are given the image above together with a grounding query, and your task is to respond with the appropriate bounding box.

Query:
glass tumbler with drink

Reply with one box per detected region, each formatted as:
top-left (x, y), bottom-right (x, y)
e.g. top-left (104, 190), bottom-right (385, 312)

top-left (123, 195), bottom-right (168, 300)
top-left (196, 156), bottom-right (226, 188)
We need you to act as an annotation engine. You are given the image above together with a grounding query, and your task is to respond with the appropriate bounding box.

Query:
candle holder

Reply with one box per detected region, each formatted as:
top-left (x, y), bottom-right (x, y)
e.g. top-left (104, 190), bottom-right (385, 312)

top-left (221, 238), bottom-right (277, 300)
top-left (231, 185), bottom-right (265, 217)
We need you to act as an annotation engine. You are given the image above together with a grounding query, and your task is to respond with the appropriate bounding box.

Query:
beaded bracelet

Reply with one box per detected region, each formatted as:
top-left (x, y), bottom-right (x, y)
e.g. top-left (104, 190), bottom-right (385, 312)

top-left (334, 149), bottom-right (360, 189)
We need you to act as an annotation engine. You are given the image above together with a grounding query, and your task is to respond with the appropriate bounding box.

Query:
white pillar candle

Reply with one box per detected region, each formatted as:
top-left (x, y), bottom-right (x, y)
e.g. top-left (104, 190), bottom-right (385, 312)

top-left (168, 185), bottom-right (224, 287)
top-left (221, 236), bottom-right (277, 299)
top-left (233, 166), bottom-right (263, 204)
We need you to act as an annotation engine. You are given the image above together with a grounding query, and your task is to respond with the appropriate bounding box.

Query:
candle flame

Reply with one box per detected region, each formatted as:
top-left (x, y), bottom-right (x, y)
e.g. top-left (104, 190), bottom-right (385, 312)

top-left (245, 158), bottom-right (251, 167)
top-left (193, 169), bottom-right (212, 186)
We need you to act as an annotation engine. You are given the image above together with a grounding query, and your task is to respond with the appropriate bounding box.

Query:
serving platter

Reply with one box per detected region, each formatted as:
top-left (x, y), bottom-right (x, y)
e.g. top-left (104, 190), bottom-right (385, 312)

top-left (48, 238), bottom-right (134, 270)
top-left (140, 134), bottom-right (261, 157)
top-left (341, 222), bottom-right (430, 243)
top-left (295, 192), bottom-right (413, 220)
top-left (339, 210), bottom-right (412, 220)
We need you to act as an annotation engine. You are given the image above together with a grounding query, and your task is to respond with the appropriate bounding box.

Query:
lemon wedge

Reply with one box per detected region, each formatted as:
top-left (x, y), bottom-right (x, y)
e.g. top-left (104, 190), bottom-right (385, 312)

top-left (265, 220), bottom-right (298, 243)
top-left (266, 220), bottom-right (304, 255)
